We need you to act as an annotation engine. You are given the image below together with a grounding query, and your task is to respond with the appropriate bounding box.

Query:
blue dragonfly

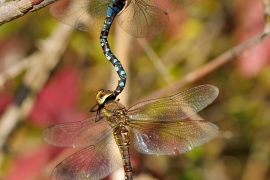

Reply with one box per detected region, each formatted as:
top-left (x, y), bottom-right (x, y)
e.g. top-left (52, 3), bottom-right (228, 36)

top-left (50, 0), bottom-right (195, 99)
top-left (42, 85), bottom-right (218, 180)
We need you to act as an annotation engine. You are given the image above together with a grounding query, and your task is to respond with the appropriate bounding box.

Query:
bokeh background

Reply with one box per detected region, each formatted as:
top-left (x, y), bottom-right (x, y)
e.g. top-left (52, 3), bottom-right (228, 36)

top-left (1, 0), bottom-right (270, 179)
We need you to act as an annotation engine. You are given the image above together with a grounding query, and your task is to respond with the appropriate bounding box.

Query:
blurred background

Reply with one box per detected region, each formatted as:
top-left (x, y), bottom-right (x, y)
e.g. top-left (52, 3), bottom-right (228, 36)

top-left (1, 0), bottom-right (270, 179)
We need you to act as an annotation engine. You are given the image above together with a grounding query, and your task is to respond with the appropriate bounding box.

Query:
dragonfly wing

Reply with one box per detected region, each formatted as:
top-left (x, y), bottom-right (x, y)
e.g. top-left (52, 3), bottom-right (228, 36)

top-left (42, 116), bottom-right (112, 148)
top-left (52, 134), bottom-right (122, 180)
top-left (50, 0), bottom-right (110, 31)
top-left (128, 85), bottom-right (219, 121)
top-left (142, 0), bottom-right (195, 13)
top-left (117, 0), bottom-right (169, 38)
top-left (130, 120), bottom-right (218, 155)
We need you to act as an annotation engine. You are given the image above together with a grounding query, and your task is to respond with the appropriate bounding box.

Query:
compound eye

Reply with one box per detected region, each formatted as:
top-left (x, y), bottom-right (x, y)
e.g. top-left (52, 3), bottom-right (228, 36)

top-left (96, 90), bottom-right (115, 106)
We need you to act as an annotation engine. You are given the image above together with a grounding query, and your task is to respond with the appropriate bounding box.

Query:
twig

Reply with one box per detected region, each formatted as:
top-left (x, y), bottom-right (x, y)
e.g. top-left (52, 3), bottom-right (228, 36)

top-left (137, 25), bottom-right (220, 88)
top-left (0, 0), bottom-right (56, 26)
top-left (0, 24), bottom-right (73, 164)
top-left (137, 39), bottom-right (174, 84)
top-left (140, 33), bottom-right (268, 101)
top-left (0, 53), bottom-right (40, 90)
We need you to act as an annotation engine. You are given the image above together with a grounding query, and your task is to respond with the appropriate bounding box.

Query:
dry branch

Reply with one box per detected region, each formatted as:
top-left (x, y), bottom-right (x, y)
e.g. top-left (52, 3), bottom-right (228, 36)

top-left (140, 33), bottom-right (268, 101)
top-left (0, 0), bottom-right (56, 26)
top-left (137, 39), bottom-right (174, 84)
top-left (0, 24), bottom-right (73, 164)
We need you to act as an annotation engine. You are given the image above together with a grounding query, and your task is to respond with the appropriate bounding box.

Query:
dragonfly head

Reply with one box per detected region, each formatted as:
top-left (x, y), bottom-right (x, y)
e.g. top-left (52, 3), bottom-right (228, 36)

top-left (90, 89), bottom-right (116, 122)
top-left (96, 89), bottom-right (116, 106)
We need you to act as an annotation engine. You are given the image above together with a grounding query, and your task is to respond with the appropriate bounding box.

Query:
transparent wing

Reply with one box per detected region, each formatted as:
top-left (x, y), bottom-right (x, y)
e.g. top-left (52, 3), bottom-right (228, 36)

top-left (130, 120), bottom-right (218, 155)
top-left (117, 0), bottom-right (169, 38)
top-left (42, 116), bottom-right (112, 148)
top-left (143, 0), bottom-right (195, 13)
top-left (52, 134), bottom-right (122, 180)
top-left (50, 0), bottom-right (110, 32)
top-left (128, 85), bottom-right (219, 121)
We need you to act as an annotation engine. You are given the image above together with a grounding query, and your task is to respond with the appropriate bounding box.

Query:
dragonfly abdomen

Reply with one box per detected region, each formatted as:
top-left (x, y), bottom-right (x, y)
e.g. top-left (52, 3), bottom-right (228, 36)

top-left (100, 2), bottom-right (127, 96)
top-left (113, 126), bottom-right (133, 180)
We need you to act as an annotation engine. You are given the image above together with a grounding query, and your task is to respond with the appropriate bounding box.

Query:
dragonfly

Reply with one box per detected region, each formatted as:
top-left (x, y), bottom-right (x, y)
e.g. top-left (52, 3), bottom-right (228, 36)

top-left (50, 0), bottom-right (195, 98)
top-left (42, 84), bottom-right (219, 180)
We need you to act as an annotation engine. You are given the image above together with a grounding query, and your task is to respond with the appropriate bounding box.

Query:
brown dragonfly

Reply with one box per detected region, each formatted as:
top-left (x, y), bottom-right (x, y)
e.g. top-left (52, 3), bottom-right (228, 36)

top-left (42, 85), bottom-right (219, 180)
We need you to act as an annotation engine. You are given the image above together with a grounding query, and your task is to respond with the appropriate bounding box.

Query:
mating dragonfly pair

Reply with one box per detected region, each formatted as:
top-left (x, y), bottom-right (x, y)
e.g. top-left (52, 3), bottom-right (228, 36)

top-left (45, 0), bottom-right (216, 179)
top-left (43, 85), bottom-right (219, 180)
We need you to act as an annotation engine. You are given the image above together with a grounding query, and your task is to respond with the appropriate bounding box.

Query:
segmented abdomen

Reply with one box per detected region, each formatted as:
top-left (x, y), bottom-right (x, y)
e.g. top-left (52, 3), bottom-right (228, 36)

top-left (113, 126), bottom-right (133, 180)
top-left (100, 5), bottom-right (127, 96)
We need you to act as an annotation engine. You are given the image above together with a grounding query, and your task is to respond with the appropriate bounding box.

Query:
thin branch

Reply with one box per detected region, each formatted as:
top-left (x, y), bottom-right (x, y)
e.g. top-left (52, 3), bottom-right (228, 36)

top-left (0, 0), bottom-right (56, 26)
top-left (135, 0), bottom-right (270, 102)
top-left (0, 53), bottom-right (40, 90)
top-left (0, 24), bottom-right (73, 163)
top-left (137, 39), bottom-right (174, 84)
top-left (138, 0), bottom-right (270, 100)
top-left (140, 33), bottom-right (268, 101)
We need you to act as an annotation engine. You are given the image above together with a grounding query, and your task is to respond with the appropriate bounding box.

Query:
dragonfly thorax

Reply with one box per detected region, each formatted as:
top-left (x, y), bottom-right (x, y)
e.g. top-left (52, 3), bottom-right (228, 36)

top-left (102, 101), bottom-right (129, 127)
